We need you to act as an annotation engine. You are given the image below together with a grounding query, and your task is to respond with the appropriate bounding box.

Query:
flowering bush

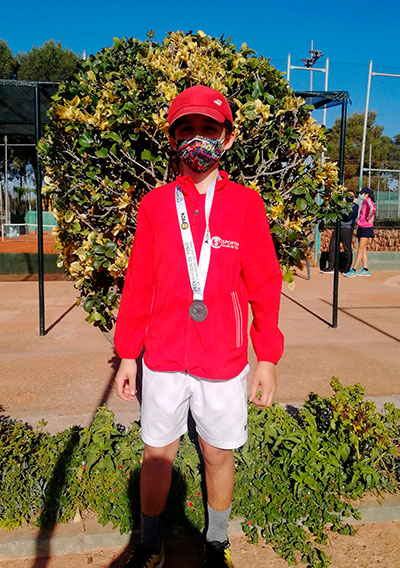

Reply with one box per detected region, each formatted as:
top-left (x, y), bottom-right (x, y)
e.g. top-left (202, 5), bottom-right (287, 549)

top-left (39, 31), bottom-right (349, 329)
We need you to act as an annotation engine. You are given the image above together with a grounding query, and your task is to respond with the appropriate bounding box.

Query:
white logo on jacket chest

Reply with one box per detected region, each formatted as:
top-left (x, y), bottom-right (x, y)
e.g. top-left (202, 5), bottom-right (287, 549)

top-left (211, 236), bottom-right (239, 250)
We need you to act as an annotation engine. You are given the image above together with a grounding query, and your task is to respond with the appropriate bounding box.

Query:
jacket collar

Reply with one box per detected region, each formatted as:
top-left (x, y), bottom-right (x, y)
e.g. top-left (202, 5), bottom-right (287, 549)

top-left (175, 170), bottom-right (229, 196)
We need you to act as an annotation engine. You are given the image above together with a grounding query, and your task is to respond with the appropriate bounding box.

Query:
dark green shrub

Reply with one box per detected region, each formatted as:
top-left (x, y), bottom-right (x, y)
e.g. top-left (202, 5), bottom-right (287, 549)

top-left (1, 379), bottom-right (398, 568)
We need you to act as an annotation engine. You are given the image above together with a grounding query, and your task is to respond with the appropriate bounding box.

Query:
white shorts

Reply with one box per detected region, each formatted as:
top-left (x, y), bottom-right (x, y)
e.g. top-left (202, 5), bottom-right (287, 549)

top-left (140, 361), bottom-right (249, 450)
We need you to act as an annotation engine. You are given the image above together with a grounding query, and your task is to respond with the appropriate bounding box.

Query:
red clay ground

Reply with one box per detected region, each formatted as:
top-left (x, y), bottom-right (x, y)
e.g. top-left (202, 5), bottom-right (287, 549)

top-left (0, 233), bottom-right (58, 253)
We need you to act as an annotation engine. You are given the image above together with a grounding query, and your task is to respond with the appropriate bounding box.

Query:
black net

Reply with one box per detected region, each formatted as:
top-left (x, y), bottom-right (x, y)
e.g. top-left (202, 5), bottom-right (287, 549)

top-left (0, 80), bottom-right (59, 136)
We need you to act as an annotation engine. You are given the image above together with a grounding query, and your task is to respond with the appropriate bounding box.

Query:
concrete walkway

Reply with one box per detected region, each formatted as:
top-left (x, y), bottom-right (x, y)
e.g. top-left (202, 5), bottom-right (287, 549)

top-left (0, 268), bottom-right (399, 562)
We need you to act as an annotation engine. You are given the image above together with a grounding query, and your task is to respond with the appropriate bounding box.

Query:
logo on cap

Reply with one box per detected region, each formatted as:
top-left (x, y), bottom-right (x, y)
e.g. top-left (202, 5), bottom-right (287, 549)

top-left (213, 99), bottom-right (222, 106)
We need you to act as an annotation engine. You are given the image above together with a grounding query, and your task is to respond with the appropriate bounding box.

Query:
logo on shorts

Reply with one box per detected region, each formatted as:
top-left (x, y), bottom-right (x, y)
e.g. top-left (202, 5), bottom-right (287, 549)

top-left (211, 236), bottom-right (239, 250)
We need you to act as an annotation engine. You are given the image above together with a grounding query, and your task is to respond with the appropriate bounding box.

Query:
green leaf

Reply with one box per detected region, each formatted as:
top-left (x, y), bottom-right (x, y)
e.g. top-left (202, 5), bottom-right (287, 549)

top-left (141, 149), bottom-right (153, 161)
top-left (340, 444), bottom-right (350, 461)
top-left (103, 131), bottom-right (122, 143)
top-left (95, 148), bottom-right (108, 158)
top-left (252, 80), bottom-right (263, 98)
top-left (292, 186), bottom-right (306, 196)
top-left (79, 133), bottom-right (94, 148)
top-left (64, 210), bottom-right (74, 223)
top-left (296, 198), bottom-right (307, 211)
top-left (83, 299), bottom-right (93, 313)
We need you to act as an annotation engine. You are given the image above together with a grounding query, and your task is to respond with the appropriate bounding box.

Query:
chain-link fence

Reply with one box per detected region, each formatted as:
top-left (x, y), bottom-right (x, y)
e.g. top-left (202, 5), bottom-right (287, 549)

top-left (0, 137), bottom-right (58, 256)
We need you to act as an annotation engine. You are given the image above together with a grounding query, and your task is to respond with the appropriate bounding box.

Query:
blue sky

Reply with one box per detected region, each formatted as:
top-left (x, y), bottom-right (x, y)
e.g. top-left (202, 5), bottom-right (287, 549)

top-left (2, 0), bottom-right (400, 137)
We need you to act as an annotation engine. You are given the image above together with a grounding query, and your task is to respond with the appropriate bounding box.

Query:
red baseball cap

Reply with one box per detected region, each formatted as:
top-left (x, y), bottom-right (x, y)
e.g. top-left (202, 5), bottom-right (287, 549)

top-left (168, 85), bottom-right (233, 130)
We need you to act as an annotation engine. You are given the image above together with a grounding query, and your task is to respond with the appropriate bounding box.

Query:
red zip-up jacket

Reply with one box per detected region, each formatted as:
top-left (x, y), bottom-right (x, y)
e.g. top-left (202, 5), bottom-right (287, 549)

top-left (114, 171), bottom-right (284, 380)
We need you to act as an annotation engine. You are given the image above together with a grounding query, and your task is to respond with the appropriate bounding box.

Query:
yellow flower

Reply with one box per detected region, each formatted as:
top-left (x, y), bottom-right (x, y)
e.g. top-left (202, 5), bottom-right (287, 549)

top-left (115, 193), bottom-right (132, 210)
top-left (269, 203), bottom-right (284, 219)
top-left (108, 249), bottom-right (129, 276)
top-left (158, 81), bottom-right (178, 102)
top-left (247, 180), bottom-right (262, 194)
top-left (276, 95), bottom-right (304, 117)
top-left (87, 70), bottom-right (96, 83)
top-left (124, 78), bottom-right (138, 94)
top-left (286, 219), bottom-right (303, 232)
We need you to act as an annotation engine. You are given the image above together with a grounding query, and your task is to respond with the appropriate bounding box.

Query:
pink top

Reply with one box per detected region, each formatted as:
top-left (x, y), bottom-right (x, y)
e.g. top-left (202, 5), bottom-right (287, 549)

top-left (357, 197), bottom-right (376, 228)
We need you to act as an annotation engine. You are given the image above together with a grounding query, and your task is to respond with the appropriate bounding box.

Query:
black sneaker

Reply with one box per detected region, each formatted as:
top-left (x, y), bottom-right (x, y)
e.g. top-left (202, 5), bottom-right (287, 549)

top-left (320, 268), bottom-right (334, 274)
top-left (203, 539), bottom-right (233, 567)
top-left (125, 542), bottom-right (165, 567)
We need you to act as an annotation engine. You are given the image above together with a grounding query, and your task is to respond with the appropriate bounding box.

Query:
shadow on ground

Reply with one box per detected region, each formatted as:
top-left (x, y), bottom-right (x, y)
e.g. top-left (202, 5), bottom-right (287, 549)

top-left (320, 299), bottom-right (400, 342)
top-left (109, 464), bottom-right (204, 567)
top-left (282, 292), bottom-right (331, 326)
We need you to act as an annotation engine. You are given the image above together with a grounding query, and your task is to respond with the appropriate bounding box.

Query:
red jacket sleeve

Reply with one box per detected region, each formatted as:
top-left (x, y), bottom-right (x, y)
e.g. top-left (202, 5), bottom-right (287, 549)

top-left (240, 191), bottom-right (284, 364)
top-left (114, 197), bottom-right (154, 359)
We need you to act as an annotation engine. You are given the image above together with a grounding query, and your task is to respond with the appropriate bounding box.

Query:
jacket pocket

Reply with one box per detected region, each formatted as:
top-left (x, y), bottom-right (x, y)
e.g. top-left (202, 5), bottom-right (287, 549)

top-left (231, 291), bottom-right (243, 348)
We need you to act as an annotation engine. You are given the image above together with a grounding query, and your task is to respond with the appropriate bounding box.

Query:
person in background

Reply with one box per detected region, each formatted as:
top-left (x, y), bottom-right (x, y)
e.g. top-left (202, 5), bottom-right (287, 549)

top-left (321, 191), bottom-right (359, 274)
top-left (343, 187), bottom-right (376, 277)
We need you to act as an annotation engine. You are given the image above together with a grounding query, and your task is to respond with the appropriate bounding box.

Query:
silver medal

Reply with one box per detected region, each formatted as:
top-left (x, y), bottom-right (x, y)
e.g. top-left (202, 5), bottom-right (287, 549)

top-left (189, 300), bottom-right (208, 322)
top-left (175, 177), bottom-right (218, 324)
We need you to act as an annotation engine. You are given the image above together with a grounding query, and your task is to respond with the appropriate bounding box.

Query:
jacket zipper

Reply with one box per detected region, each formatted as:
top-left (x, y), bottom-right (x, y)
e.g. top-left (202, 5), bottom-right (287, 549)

top-left (231, 291), bottom-right (243, 348)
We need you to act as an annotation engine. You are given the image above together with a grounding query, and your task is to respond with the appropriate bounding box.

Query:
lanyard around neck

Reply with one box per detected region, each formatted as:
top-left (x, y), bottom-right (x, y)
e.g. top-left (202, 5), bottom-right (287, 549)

top-left (175, 178), bottom-right (217, 301)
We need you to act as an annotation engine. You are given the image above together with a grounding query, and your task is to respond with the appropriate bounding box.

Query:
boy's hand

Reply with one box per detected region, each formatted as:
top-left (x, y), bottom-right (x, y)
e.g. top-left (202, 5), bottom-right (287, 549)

top-left (115, 358), bottom-right (137, 402)
top-left (249, 361), bottom-right (277, 408)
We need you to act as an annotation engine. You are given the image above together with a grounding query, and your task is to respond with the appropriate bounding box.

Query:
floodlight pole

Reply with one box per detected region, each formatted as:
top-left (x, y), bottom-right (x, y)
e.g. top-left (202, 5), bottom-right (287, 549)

top-left (323, 58), bottom-right (329, 127)
top-left (310, 40), bottom-right (314, 91)
top-left (359, 61), bottom-right (373, 192)
top-left (359, 62), bottom-right (400, 193)
top-left (34, 85), bottom-right (45, 336)
top-left (332, 100), bottom-right (348, 328)
top-left (368, 144), bottom-right (372, 186)
top-left (286, 45), bottom-right (330, 265)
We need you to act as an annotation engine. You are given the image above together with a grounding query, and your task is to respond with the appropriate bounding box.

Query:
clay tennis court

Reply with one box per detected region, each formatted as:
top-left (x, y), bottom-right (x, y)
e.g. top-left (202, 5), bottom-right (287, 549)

top-left (0, 232), bottom-right (58, 253)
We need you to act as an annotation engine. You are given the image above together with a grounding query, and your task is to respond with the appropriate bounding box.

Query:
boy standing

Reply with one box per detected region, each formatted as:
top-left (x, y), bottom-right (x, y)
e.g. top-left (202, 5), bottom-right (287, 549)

top-left (114, 86), bottom-right (284, 567)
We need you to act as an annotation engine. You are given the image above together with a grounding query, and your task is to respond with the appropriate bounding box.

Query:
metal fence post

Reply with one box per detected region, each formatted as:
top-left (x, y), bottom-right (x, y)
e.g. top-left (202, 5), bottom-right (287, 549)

top-left (34, 85), bottom-right (45, 336)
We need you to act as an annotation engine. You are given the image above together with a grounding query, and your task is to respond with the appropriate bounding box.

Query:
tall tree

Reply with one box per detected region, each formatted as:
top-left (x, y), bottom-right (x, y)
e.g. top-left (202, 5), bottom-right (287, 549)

top-left (0, 39), bottom-right (17, 78)
top-left (327, 111), bottom-right (400, 191)
top-left (17, 40), bottom-right (80, 81)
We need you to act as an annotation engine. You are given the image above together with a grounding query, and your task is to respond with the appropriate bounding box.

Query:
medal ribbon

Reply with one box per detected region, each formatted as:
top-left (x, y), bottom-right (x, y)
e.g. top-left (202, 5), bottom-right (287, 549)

top-left (175, 177), bottom-right (217, 302)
